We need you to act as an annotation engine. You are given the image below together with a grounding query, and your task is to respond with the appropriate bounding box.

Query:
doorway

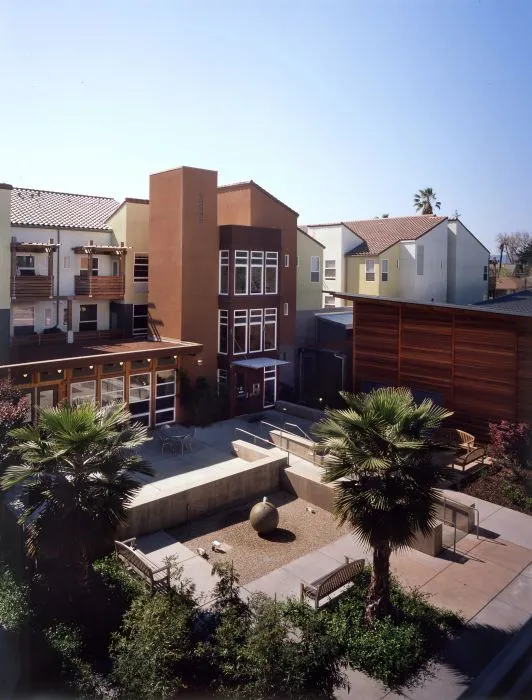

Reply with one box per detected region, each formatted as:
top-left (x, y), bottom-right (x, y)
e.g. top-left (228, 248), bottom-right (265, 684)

top-left (263, 366), bottom-right (277, 408)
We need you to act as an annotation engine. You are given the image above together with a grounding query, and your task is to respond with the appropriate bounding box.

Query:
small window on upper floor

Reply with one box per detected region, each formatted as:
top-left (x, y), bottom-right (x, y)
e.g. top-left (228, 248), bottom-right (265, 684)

top-left (284, 254), bottom-right (290, 267)
top-left (365, 259), bottom-right (375, 282)
top-left (416, 245), bottom-right (424, 276)
top-left (310, 256), bottom-right (320, 283)
top-left (134, 254), bottom-right (149, 281)
top-left (324, 260), bottom-right (336, 280)
top-left (16, 255), bottom-right (35, 277)
top-left (381, 259), bottom-right (389, 282)
top-left (324, 294), bottom-right (335, 308)
top-left (483, 265), bottom-right (488, 281)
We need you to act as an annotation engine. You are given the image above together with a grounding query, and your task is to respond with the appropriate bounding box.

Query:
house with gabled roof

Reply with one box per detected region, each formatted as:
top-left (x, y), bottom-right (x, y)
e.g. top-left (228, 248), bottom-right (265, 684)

top-left (305, 214), bottom-right (489, 307)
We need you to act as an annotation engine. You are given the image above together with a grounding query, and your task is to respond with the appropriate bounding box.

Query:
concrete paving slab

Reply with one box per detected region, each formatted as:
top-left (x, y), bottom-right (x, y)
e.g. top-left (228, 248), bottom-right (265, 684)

top-left (470, 538), bottom-right (532, 573)
top-left (480, 507), bottom-right (532, 549)
top-left (420, 571), bottom-right (494, 620)
top-left (282, 550), bottom-right (344, 584)
top-left (497, 574), bottom-right (532, 614)
top-left (178, 555), bottom-right (221, 605)
top-left (442, 557), bottom-right (518, 596)
top-left (390, 553), bottom-right (441, 589)
top-left (335, 667), bottom-right (388, 699)
top-left (405, 663), bottom-right (468, 700)
top-left (139, 540), bottom-right (198, 568)
top-left (319, 533), bottom-right (371, 565)
top-left (469, 597), bottom-right (530, 632)
top-left (244, 566), bottom-right (301, 601)
top-left (135, 530), bottom-right (176, 552)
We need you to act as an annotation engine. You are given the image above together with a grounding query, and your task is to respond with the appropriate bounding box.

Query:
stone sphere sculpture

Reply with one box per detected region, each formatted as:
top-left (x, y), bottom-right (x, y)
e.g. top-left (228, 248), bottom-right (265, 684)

top-left (250, 497), bottom-right (279, 535)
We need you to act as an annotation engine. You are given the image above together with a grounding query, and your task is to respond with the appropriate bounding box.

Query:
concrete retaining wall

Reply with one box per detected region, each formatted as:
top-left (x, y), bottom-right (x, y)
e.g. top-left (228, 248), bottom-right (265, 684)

top-left (270, 429), bottom-right (328, 466)
top-left (436, 494), bottom-right (476, 533)
top-left (275, 400), bottom-right (325, 423)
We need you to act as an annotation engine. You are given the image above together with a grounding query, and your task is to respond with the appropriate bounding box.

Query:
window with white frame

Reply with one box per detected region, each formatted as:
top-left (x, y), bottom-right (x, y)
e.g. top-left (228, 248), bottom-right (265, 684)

top-left (381, 259), bottom-right (389, 282)
top-left (234, 251), bottom-right (249, 294)
top-left (70, 380), bottom-right (96, 405)
top-left (219, 251), bottom-right (229, 294)
top-left (284, 254), bottom-right (290, 267)
top-left (217, 368), bottom-right (228, 394)
top-left (101, 376), bottom-right (124, 406)
top-left (134, 254), bottom-right (149, 281)
top-left (265, 252), bottom-right (278, 294)
top-left (218, 309), bottom-right (228, 354)
top-left (310, 256), bottom-right (320, 283)
top-left (44, 307), bottom-right (53, 328)
top-left (324, 260), bottom-right (336, 280)
top-left (283, 302), bottom-right (289, 316)
top-left (416, 245), bottom-right (424, 276)
top-left (155, 370), bottom-right (176, 425)
top-left (250, 251), bottom-right (264, 294)
top-left (16, 255), bottom-right (35, 277)
top-left (233, 310), bottom-right (248, 354)
top-left (263, 308), bottom-right (277, 350)
top-left (133, 304), bottom-right (149, 337)
top-left (483, 265), bottom-right (488, 281)
top-left (324, 295), bottom-right (335, 308)
top-left (365, 259), bottom-right (375, 282)
top-left (249, 309), bottom-right (263, 352)
top-left (13, 306), bottom-right (35, 335)
top-left (129, 373), bottom-right (151, 426)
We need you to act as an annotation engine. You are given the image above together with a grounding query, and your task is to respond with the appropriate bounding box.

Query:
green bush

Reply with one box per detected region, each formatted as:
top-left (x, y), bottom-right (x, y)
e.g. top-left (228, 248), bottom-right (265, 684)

top-left (326, 567), bottom-right (462, 689)
top-left (93, 554), bottom-right (145, 603)
top-left (0, 561), bottom-right (30, 631)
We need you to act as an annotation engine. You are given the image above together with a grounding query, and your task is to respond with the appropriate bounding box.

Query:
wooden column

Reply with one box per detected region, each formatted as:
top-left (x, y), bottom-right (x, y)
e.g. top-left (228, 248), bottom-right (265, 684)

top-left (47, 247), bottom-right (54, 298)
top-left (88, 250), bottom-right (93, 298)
top-left (119, 252), bottom-right (125, 297)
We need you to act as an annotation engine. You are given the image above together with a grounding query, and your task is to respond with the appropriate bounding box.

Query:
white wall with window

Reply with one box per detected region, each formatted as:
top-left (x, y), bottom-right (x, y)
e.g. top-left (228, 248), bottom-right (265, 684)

top-left (324, 259), bottom-right (336, 280)
top-left (381, 259), bottom-right (389, 282)
top-left (250, 252), bottom-right (264, 294)
top-left (310, 256), bottom-right (320, 283)
top-left (265, 252), bottom-right (278, 294)
top-left (234, 251), bottom-right (249, 295)
top-left (248, 309), bottom-right (263, 352)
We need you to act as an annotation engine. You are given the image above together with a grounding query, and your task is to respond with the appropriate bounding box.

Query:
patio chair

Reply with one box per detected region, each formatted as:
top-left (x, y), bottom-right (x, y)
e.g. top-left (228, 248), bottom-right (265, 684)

top-left (182, 428), bottom-right (196, 453)
top-left (155, 430), bottom-right (173, 455)
top-left (457, 430), bottom-right (475, 453)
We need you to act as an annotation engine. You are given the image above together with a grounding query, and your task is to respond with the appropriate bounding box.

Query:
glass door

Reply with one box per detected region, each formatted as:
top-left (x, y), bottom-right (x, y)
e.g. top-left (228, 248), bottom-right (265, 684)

top-left (155, 370), bottom-right (176, 425)
top-left (129, 373), bottom-right (151, 426)
top-left (38, 387), bottom-right (56, 411)
top-left (263, 366), bottom-right (277, 408)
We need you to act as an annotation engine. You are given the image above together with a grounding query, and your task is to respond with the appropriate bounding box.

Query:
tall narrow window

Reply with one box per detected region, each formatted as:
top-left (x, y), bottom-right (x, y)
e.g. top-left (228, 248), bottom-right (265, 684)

top-left (234, 251), bottom-right (249, 295)
top-left (310, 256), bottom-right (320, 283)
top-left (129, 374), bottom-right (151, 426)
top-left (284, 254), bottom-right (290, 267)
top-left (217, 369), bottom-right (228, 395)
top-left (483, 265), bottom-right (488, 281)
top-left (265, 252), bottom-right (278, 294)
top-left (250, 251), bottom-right (264, 294)
top-left (365, 259), bottom-right (375, 282)
top-left (324, 260), bottom-right (336, 280)
top-left (381, 259), bottom-right (389, 282)
top-left (283, 302), bottom-right (289, 316)
top-left (134, 254), bottom-right (149, 281)
top-left (249, 309), bottom-right (263, 352)
top-left (233, 310), bottom-right (248, 355)
top-left (219, 251), bottom-right (229, 294)
top-left (416, 245), bottom-right (424, 276)
top-left (155, 370), bottom-right (176, 425)
top-left (263, 308), bottom-right (277, 350)
top-left (218, 310), bottom-right (228, 354)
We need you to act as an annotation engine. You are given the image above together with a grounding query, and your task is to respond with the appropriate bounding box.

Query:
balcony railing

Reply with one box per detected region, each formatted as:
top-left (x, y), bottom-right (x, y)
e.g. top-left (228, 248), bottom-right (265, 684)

top-left (74, 275), bottom-right (125, 299)
top-left (11, 275), bottom-right (54, 300)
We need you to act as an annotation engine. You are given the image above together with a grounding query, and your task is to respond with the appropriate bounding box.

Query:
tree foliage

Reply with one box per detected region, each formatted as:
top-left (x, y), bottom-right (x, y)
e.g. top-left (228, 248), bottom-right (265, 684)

top-left (314, 387), bottom-right (452, 622)
top-left (496, 231), bottom-right (531, 263)
top-left (413, 188), bottom-right (441, 215)
top-left (0, 380), bottom-right (28, 465)
top-left (0, 561), bottom-right (30, 632)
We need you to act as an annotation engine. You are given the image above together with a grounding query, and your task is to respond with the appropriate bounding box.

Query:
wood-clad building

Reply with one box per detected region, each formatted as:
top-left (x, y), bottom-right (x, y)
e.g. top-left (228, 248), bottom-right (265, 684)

top-left (334, 292), bottom-right (532, 439)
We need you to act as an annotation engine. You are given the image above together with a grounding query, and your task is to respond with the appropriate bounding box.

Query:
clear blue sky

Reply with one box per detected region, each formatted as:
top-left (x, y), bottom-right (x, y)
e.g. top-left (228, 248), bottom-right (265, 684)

top-left (1, 0), bottom-right (531, 252)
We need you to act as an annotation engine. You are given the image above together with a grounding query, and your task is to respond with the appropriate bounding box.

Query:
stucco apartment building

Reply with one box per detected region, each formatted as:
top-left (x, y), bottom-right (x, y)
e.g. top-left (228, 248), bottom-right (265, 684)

top-left (0, 167), bottom-right (298, 422)
top-left (305, 215), bottom-right (490, 308)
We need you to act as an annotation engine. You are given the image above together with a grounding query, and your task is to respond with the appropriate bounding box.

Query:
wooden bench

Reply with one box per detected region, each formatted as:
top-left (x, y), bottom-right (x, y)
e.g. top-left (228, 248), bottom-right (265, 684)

top-left (453, 446), bottom-right (486, 471)
top-left (114, 538), bottom-right (171, 594)
top-left (300, 557), bottom-right (365, 610)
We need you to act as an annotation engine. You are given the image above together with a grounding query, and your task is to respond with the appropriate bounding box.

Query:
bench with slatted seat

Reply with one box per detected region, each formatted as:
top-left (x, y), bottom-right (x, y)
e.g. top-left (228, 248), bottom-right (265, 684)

top-left (114, 538), bottom-right (171, 594)
top-left (452, 446), bottom-right (487, 472)
top-left (300, 557), bottom-right (365, 610)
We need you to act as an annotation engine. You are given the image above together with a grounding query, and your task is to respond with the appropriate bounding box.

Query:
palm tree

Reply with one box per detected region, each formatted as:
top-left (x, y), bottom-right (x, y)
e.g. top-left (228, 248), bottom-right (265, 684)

top-left (413, 188), bottom-right (441, 215)
top-left (1, 402), bottom-right (153, 582)
top-left (313, 387), bottom-right (452, 623)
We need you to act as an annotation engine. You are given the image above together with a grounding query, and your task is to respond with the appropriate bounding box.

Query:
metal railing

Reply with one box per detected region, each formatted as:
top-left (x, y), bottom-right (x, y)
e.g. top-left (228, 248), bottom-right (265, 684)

top-left (233, 424), bottom-right (321, 466)
top-left (438, 495), bottom-right (480, 554)
top-left (283, 422), bottom-right (312, 441)
top-left (233, 427), bottom-right (279, 450)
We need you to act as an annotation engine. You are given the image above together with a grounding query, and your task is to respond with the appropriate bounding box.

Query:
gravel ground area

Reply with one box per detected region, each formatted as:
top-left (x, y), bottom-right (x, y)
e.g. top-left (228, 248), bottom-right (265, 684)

top-left (167, 490), bottom-right (351, 584)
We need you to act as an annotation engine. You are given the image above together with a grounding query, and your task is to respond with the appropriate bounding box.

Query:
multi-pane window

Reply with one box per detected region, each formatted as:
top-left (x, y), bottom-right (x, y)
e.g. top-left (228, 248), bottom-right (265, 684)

top-left (129, 374), bottom-right (151, 426)
top-left (234, 251), bottom-right (249, 295)
top-left (381, 259), bottom-right (389, 282)
top-left (416, 245), bottom-right (424, 276)
top-left (249, 309), bottom-right (263, 353)
top-left (483, 265), bottom-right (488, 281)
top-left (310, 256), bottom-right (320, 283)
top-left (250, 252), bottom-right (264, 294)
top-left (219, 251), bottom-right (229, 294)
top-left (218, 310), bottom-right (228, 354)
top-left (265, 252), bottom-right (278, 294)
top-left (233, 310), bottom-right (248, 354)
top-left (365, 259), bottom-right (375, 282)
top-left (133, 304), bottom-right (149, 337)
top-left (16, 255), bottom-right (35, 276)
top-left (70, 380), bottom-right (96, 405)
top-left (155, 370), bottom-right (176, 425)
top-left (101, 377), bottom-right (124, 406)
top-left (134, 254), bottom-right (149, 281)
top-left (80, 256), bottom-right (99, 277)
top-left (324, 295), bottom-right (335, 308)
top-left (263, 308), bottom-right (277, 350)
top-left (13, 306), bottom-right (35, 335)
top-left (324, 260), bottom-right (336, 280)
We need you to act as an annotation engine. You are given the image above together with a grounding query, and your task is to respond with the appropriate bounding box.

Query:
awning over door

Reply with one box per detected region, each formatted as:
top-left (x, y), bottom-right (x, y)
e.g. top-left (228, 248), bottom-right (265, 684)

top-left (231, 357), bottom-right (290, 369)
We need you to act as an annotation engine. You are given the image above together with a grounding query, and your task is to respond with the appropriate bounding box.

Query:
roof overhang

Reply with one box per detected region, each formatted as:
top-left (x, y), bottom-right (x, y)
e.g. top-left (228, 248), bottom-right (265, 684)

top-left (231, 357), bottom-right (290, 369)
top-left (12, 241), bottom-right (61, 253)
top-left (72, 245), bottom-right (130, 255)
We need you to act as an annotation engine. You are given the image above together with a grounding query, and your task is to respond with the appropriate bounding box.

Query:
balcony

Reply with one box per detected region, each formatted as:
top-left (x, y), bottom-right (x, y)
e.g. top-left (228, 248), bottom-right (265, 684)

top-left (11, 275), bottom-right (54, 300)
top-left (74, 275), bottom-right (125, 300)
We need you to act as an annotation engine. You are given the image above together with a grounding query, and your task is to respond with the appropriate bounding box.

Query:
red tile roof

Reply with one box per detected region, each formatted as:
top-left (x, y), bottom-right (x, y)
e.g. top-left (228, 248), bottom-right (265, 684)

top-left (11, 187), bottom-right (120, 231)
top-left (343, 215), bottom-right (447, 256)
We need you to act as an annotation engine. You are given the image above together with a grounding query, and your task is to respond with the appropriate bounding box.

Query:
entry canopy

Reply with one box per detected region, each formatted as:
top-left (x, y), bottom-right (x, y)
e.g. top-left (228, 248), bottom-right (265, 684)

top-left (231, 358), bottom-right (290, 369)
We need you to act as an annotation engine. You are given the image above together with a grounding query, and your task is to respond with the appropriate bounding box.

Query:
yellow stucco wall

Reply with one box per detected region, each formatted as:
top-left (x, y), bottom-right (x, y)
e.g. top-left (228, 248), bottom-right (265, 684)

top-left (297, 229), bottom-right (324, 310)
top-left (108, 201), bottom-right (150, 305)
top-left (345, 244), bottom-right (400, 297)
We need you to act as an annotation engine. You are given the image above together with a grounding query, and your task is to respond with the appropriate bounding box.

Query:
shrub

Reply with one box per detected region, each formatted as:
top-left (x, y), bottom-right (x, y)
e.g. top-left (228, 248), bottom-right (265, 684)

top-left (93, 555), bottom-right (145, 603)
top-left (0, 561), bottom-right (30, 632)
top-left (489, 420), bottom-right (531, 470)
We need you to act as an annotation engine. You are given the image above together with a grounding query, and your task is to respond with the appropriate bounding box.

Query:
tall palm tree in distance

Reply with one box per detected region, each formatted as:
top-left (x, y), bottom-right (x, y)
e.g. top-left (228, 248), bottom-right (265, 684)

top-left (1, 402), bottom-right (153, 583)
top-left (413, 188), bottom-right (441, 215)
top-left (314, 387), bottom-right (451, 623)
